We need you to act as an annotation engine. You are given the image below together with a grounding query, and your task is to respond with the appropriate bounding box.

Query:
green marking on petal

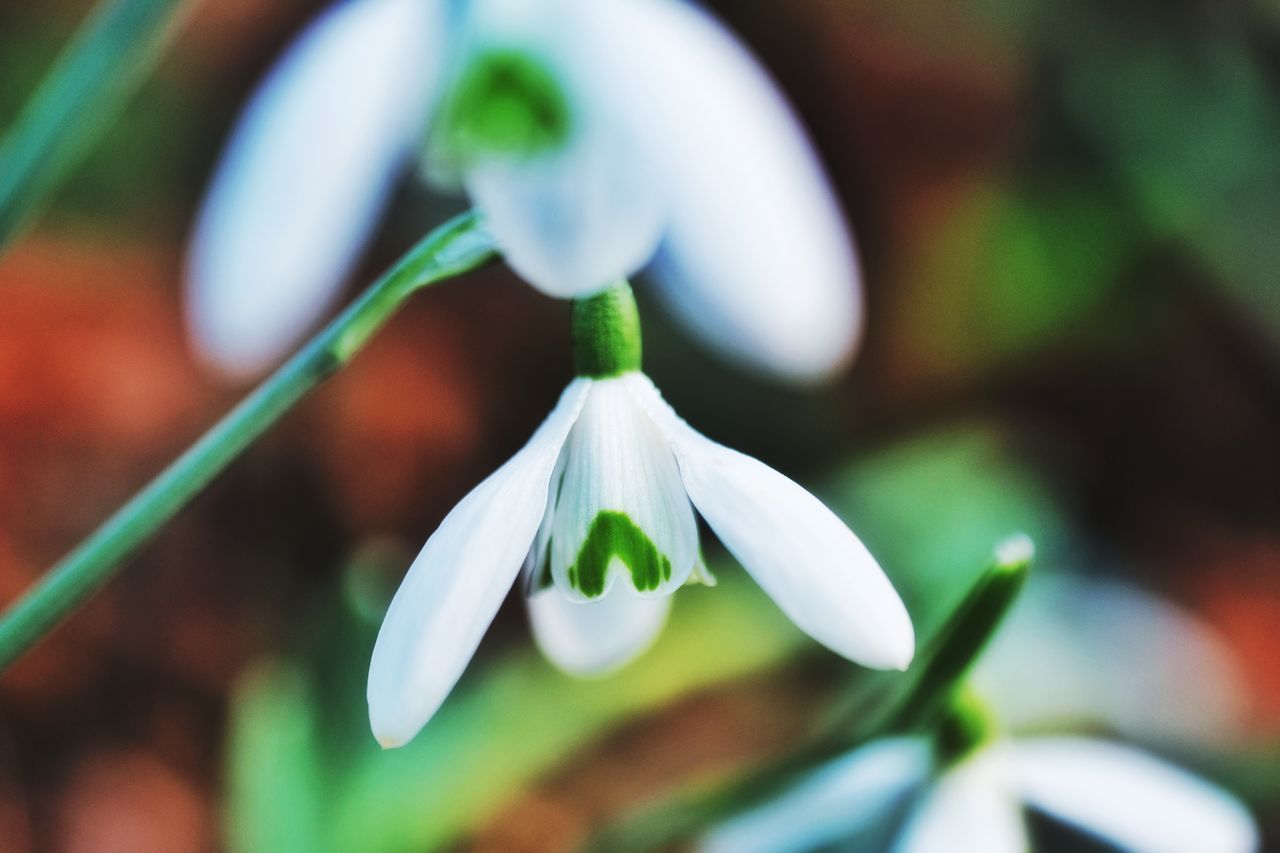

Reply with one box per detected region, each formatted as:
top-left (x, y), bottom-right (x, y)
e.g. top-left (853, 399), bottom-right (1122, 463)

top-left (566, 511), bottom-right (672, 598)
top-left (437, 47), bottom-right (572, 162)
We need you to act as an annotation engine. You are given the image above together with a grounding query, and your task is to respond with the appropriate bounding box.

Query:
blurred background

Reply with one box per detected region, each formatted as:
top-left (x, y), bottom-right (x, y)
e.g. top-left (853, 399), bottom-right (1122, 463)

top-left (1, 0), bottom-right (1279, 849)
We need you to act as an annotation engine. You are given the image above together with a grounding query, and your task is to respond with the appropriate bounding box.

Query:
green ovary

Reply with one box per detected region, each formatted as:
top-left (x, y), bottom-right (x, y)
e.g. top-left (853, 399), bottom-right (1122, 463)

top-left (567, 511), bottom-right (673, 598)
top-left (438, 48), bottom-right (572, 160)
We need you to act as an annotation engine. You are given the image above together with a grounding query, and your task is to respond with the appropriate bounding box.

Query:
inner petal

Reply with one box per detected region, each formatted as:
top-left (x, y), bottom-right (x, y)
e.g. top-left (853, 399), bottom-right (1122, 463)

top-left (550, 377), bottom-right (698, 600)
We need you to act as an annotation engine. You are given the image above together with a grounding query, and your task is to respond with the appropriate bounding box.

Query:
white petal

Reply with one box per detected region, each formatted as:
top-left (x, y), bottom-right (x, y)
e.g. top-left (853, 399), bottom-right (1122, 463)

top-left (626, 374), bottom-right (913, 670)
top-left (527, 585), bottom-right (670, 677)
top-left (972, 575), bottom-right (1249, 749)
top-left (894, 748), bottom-right (1028, 853)
top-left (576, 0), bottom-right (861, 381)
top-left (367, 379), bottom-right (589, 747)
top-left (549, 377), bottom-right (699, 602)
top-left (701, 738), bottom-right (930, 853)
top-left (520, 445), bottom-right (567, 593)
top-left (467, 126), bottom-right (666, 298)
top-left (1013, 737), bottom-right (1258, 853)
top-left (459, 0), bottom-right (665, 297)
top-left (186, 0), bottom-right (444, 377)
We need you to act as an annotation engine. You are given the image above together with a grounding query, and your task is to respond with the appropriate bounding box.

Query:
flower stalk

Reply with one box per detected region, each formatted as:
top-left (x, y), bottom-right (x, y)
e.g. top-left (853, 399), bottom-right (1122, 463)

top-left (882, 535), bottom-right (1032, 733)
top-left (571, 281), bottom-right (643, 377)
top-left (0, 212), bottom-right (495, 671)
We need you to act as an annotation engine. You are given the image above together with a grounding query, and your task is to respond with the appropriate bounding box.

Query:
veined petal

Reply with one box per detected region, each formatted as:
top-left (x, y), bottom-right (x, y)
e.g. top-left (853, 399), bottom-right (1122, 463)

top-left (577, 0), bottom-right (861, 381)
top-left (625, 373), bottom-right (913, 670)
top-left (701, 738), bottom-right (931, 853)
top-left (894, 748), bottom-right (1027, 853)
top-left (367, 379), bottom-right (589, 747)
top-left (527, 585), bottom-right (670, 677)
top-left (520, 446), bottom-right (566, 593)
top-left (549, 377), bottom-right (699, 602)
top-left (458, 0), bottom-right (665, 297)
top-left (1013, 737), bottom-right (1258, 853)
top-left (186, 0), bottom-right (445, 377)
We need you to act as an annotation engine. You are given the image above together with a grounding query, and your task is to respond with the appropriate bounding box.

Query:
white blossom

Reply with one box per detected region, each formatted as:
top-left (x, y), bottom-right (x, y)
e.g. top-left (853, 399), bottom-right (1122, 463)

top-left (187, 0), bottom-right (862, 381)
top-left (367, 371), bottom-right (912, 747)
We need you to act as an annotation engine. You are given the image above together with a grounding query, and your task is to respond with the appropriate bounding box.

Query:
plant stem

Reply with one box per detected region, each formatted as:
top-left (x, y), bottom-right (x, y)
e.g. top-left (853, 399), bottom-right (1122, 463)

top-left (0, 212), bottom-right (495, 671)
top-left (879, 537), bottom-right (1031, 733)
top-left (0, 0), bottom-right (189, 251)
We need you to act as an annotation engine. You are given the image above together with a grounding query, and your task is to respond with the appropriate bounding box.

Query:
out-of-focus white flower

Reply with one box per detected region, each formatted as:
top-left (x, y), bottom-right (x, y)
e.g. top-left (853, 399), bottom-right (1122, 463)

top-left (188, 0), bottom-right (862, 381)
top-left (973, 575), bottom-right (1249, 749)
top-left (366, 286), bottom-right (910, 747)
top-left (703, 735), bottom-right (1259, 853)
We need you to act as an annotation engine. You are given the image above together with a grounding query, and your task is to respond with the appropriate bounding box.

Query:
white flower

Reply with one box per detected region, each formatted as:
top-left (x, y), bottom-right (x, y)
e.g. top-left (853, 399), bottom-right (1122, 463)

top-left (187, 0), bottom-right (862, 381)
top-left (366, 368), bottom-right (913, 747)
top-left (973, 574), bottom-right (1249, 750)
top-left (702, 735), bottom-right (1259, 853)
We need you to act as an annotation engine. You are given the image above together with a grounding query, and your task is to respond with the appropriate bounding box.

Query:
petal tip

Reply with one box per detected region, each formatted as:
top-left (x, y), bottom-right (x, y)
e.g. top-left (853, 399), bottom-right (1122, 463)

top-left (375, 733), bottom-right (405, 750)
top-left (886, 632), bottom-right (916, 672)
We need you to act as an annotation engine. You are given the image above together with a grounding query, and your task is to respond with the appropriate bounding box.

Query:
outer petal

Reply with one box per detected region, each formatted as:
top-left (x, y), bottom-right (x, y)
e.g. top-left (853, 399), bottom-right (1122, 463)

top-left (701, 738), bottom-right (931, 853)
top-left (186, 0), bottom-right (444, 377)
top-left (626, 374), bottom-right (913, 670)
top-left (526, 585), bottom-right (670, 677)
top-left (578, 0), bottom-right (862, 381)
top-left (460, 0), bottom-right (666, 297)
top-left (894, 748), bottom-right (1027, 853)
top-left (973, 576), bottom-right (1248, 749)
top-left (367, 380), bottom-right (589, 747)
top-left (549, 376), bottom-right (700, 602)
top-left (1013, 737), bottom-right (1258, 853)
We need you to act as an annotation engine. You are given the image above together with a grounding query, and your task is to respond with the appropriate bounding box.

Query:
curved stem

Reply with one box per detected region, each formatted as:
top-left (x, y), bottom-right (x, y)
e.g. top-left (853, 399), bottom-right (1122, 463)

top-left (0, 0), bottom-right (189, 251)
top-left (0, 212), bottom-right (495, 671)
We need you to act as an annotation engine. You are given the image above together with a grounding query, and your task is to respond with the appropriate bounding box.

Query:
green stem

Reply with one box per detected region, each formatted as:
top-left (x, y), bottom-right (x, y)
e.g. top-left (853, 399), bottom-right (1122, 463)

top-left (0, 0), bottom-right (189, 251)
top-left (0, 212), bottom-right (495, 671)
top-left (571, 281), bottom-right (642, 377)
top-left (881, 535), bottom-right (1031, 733)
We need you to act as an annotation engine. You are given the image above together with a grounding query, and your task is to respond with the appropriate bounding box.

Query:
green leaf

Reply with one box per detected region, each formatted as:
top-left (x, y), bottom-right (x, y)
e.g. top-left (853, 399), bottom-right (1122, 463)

top-left (226, 661), bottom-right (326, 853)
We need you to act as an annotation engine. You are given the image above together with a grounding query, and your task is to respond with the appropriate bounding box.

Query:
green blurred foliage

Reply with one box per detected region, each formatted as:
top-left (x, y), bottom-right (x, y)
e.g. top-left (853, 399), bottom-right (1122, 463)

top-left (824, 421), bottom-right (1067, 634)
top-left (892, 177), bottom-right (1133, 380)
top-left (0, 7), bottom-right (201, 240)
top-left (228, 570), bottom-right (806, 852)
top-left (1041, 1), bottom-right (1280, 351)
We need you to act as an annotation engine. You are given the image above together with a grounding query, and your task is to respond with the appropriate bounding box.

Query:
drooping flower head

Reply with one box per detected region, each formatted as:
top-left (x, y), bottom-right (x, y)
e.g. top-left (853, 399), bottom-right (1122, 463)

top-left (367, 282), bottom-right (913, 747)
top-left (187, 0), bottom-right (862, 382)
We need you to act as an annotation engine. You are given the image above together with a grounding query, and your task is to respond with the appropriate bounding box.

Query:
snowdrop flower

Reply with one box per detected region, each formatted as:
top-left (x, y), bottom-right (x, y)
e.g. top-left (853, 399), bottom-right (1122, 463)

top-left (703, 703), bottom-right (1258, 853)
top-left (367, 284), bottom-right (912, 747)
top-left (187, 0), bottom-right (861, 381)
